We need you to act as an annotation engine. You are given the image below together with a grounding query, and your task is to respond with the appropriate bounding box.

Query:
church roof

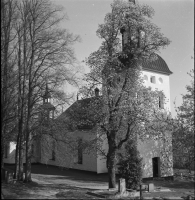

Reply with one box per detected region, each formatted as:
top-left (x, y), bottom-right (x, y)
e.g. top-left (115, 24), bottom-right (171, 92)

top-left (142, 54), bottom-right (173, 75)
top-left (40, 102), bottom-right (55, 110)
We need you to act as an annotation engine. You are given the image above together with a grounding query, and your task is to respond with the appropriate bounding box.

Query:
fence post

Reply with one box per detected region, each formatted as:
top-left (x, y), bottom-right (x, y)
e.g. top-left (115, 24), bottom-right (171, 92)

top-left (140, 184), bottom-right (142, 200)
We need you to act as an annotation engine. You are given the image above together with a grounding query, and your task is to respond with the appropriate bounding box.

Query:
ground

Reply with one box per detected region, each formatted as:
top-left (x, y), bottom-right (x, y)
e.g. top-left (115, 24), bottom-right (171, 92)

top-left (1, 164), bottom-right (194, 199)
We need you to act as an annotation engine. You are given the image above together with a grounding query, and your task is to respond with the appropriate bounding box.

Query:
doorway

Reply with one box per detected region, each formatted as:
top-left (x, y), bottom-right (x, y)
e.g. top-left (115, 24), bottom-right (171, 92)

top-left (152, 157), bottom-right (160, 177)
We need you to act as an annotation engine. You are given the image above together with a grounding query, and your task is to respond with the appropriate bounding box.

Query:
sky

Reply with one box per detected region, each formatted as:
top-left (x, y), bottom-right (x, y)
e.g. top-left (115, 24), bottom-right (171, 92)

top-left (51, 0), bottom-right (194, 117)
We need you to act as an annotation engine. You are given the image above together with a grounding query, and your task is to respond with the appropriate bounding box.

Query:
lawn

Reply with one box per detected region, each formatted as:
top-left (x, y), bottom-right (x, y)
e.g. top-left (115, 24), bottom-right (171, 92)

top-left (2, 164), bottom-right (195, 199)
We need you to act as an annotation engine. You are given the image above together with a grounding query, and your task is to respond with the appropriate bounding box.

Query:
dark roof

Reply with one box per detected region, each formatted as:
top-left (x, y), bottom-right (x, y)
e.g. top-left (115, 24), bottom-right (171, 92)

top-left (142, 54), bottom-right (173, 75)
top-left (40, 102), bottom-right (55, 110)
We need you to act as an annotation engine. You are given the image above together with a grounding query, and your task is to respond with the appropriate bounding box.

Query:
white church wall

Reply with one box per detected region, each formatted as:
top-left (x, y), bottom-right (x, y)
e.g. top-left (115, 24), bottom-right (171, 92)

top-left (138, 132), bottom-right (173, 178)
top-left (97, 133), bottom-right (108, 174)
top-left (4, 142), bottom-right (16, 164)
top-left (39, 129), bottom-right (98, 172)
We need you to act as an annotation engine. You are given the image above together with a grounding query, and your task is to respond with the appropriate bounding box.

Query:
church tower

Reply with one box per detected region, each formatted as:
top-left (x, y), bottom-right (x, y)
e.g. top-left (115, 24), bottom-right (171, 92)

top-left (40, 84), bottom-right (55, 121)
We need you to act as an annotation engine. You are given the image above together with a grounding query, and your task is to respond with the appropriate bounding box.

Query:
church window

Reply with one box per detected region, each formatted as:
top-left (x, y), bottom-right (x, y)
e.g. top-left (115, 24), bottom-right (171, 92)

top-left (159, 77), bottom-right (163, 84)
top-left (78, 138), bottom-right (83, 164)
top-left (144, 75), bottom-right (148, 81)
top-left (150, 76), bottom-right (156, 84)
top-left (159, 94), bottom-right (164, 109)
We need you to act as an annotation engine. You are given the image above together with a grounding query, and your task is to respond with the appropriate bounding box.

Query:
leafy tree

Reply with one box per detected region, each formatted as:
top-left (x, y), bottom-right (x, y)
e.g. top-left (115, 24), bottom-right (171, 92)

top-left (173, 69), bottom-right (194, 172)
top-left (117, 139), bottom-right (143, 190)
top-left (79, 0), bottom-right (171, 188)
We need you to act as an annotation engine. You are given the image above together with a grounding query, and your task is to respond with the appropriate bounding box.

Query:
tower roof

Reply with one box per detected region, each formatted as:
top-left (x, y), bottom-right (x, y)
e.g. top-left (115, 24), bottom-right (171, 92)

top-left (142, 54), bottom-right (173, 75)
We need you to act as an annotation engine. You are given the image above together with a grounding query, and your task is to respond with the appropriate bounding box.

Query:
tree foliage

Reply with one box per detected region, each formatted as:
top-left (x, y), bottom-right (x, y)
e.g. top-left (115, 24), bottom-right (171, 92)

top-left (78, 0), bottom-right (171, 188)
top-left (173, 69), bottom-right (194, 171)
top-left (117, 139), bottom-right (143, 190)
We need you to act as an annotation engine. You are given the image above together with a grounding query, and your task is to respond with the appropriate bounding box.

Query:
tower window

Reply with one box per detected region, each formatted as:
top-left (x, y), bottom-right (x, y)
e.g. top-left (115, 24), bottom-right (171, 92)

top-left (159, 77), bottom-right (163, 84)
top-left (150, 76), bottom-right (156, 84)
top-left (144, 75), bottom-right (148, 81)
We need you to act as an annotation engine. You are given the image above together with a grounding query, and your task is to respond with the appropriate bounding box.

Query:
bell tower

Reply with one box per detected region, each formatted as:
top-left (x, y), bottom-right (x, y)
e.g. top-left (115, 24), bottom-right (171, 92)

top-left (41, 84), bottom-right (55, 120)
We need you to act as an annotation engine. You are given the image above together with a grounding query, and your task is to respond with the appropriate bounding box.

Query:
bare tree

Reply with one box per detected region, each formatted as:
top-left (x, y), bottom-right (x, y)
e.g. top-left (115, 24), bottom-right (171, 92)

top-left (1, 0), bottom-right (81, 182)
top-left (1, 0), bottom-right (18, 171)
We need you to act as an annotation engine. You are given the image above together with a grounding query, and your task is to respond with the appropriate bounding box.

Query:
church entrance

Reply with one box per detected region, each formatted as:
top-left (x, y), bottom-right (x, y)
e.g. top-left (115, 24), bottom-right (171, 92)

top-left (152, 157), bottom-right (160, 177)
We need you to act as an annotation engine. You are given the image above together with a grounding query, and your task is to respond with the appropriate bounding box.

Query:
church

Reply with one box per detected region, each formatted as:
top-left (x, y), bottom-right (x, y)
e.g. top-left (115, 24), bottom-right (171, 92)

top-left (3, 1), bottom-right (174, 179)
top-left (4, 52), bottom-right (174, 179)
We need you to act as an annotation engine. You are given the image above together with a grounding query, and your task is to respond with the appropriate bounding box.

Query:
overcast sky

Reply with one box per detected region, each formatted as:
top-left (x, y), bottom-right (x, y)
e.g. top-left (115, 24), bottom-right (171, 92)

top-left (52, 0), bottom-right (194, 117)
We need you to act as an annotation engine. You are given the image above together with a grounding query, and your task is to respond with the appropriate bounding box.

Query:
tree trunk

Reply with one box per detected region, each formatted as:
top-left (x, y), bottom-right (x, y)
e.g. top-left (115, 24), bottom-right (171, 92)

top-left (18, 129), bottom-right (24, 181)
top-left (1, 134), bottom-right (5, 177)
top-left (107, 156), bottom-right (116, 188)
top-left (107, 135), bottom-right (117, 188)
top-left (24, 126), bottom-right (32, 183)
top-left (14, 134), bottom-right (20, 179)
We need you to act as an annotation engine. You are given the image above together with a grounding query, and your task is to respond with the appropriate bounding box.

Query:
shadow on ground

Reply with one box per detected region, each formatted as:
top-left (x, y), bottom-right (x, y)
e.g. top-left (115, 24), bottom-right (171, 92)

top-left (4, 163), bottom-right (113, 186)
top-left (4, 164), bottom-right (194, 190)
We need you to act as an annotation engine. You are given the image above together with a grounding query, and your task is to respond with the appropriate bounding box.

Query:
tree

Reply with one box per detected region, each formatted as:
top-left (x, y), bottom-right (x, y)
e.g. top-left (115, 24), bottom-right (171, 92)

top-left (1, 0), bottom-right (18, 171)
top-left (1, 0), bottom-right (80, 182)
top-left (15, 0), bottom-right (80, 182)
top-left (80, 0), bottom-right (171, 188)
top-left (117, 139), bottom-right (143, 190)
top-left (173, 69), bottom-right (194, 172)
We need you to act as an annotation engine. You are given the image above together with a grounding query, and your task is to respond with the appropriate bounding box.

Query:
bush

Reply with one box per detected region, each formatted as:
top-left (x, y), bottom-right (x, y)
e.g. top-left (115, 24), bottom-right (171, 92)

top-left (117, 139), bottom-right (143, 190)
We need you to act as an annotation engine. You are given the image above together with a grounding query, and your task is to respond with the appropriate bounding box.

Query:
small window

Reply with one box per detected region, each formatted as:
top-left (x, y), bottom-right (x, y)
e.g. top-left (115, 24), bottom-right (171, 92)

top-left (78, 139), bottom-right (83, 164)
top-left (159, 77), bottom-right (163, 84)
top-left (144, 75), bottom-right (148, 81)
top-left (150, 76), bottom-right (156, 84)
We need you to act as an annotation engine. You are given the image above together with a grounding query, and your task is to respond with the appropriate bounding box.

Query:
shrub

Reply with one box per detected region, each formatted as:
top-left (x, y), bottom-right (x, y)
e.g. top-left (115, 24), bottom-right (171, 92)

top-left (117, 139), bottom-right (143, 189)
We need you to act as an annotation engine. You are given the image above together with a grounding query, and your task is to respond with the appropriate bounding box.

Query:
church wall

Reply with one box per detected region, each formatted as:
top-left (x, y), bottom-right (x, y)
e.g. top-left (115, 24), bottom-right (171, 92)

top-left (97, 133), bottom-right (108, 174)
top-left (39, 129), bottom-right (98, 173)
top-left (4, 142), bottom-right (17, 164)
top-left (138, 133), bottom-right (173, 178)
top-left (141, 70), bottom-right (171, 111)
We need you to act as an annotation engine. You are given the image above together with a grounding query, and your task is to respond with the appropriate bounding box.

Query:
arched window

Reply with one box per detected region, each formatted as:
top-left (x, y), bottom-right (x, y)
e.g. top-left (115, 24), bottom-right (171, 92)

top-left (159, 77), bottom-right (163, 84)
top-left (78, 138), bottom-right (83, 164)
top-left (144, 75), bottom-right (148, 81)
top-left (159, 93), bottom-right (164, 109)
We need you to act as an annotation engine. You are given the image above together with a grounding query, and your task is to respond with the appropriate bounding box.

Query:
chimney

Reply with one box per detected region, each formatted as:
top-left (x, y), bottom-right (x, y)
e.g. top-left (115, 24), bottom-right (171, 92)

top-left (95, 88), bottom-right (99, 97)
